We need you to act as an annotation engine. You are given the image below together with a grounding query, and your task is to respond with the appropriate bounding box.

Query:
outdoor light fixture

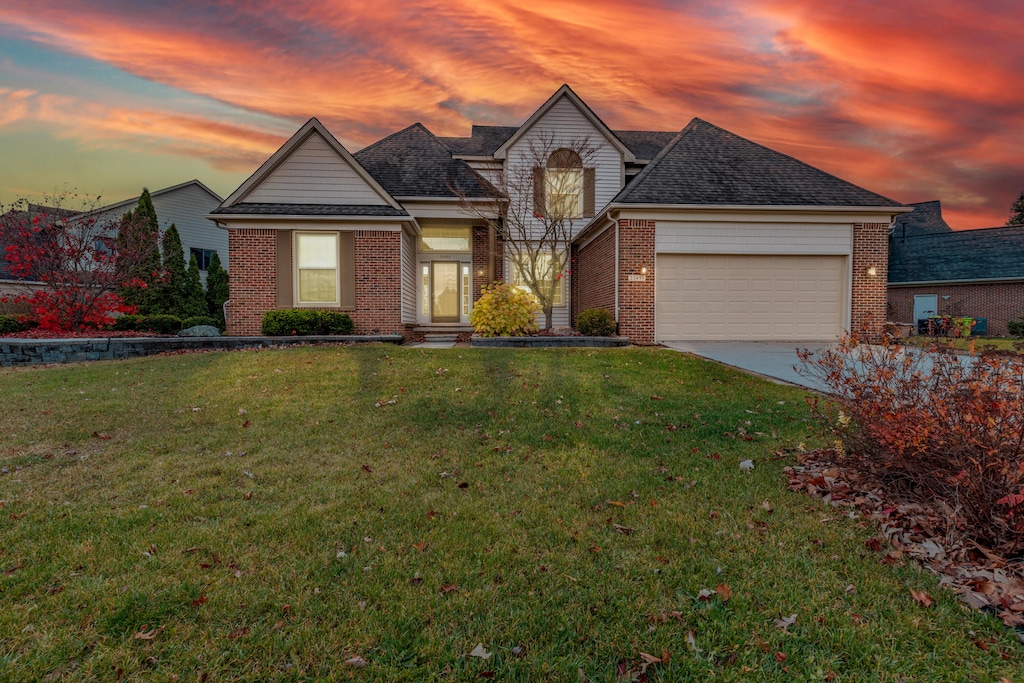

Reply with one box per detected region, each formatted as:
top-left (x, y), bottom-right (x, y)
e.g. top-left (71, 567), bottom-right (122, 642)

top-left (864, 266), bottom-right (878, 277)
top-left (640, 264), bottom-right (648, 275)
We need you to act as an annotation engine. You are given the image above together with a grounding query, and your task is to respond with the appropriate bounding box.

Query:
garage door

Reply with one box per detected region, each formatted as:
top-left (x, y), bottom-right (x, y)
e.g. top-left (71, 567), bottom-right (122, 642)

top-left (655, 254), bottom-right (846, 341)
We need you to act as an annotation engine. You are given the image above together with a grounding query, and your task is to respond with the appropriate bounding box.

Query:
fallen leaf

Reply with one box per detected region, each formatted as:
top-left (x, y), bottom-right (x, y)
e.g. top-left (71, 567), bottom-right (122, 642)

top-left (440, 584), bottom-right (458, 595)
top-left (409, 576), bottom-right (423, 586)
top-left (612, 523), bottom-right (633, 535)
top-left (412, 541), bottom-right (429, 552)
top-left (469, 643), bottom-right (492, 659)
top-left (511, 645), bottom-right (525, 657)
top-left (133, 626), bottom-right (163, 640)
top-left (739, 460), bottom-right (754, 471)
top-left (774, 652), bottom-right (788, 662)
top-left (910, 590), bottom-right (933, 607)
top-left (345, 656), bottom-right (367, 668)
top-left (697, 588), bottom-right (716, 601)
top-left (191, 595), bottom-right (207, 606)
top-left (715, 583), bottom-right (733, 602)
top-left (226, 627), bottom-right (250, 640)
top-left (244, 491), bottom-right (252, 500)
top-left (362, 464), bottom-right (372, 473)
top-left (650, 395), bottom-right (664, 401)
top-left (92, 431), bottom-right (112, 440)
top-left (458, 482), bottom-right (469, 489)
top-left (476, 672), bottom-right (495, 679)
top-left (639, 652), bottom-right (662, 665)
top-left (774, 614), bottom-right (797, 631)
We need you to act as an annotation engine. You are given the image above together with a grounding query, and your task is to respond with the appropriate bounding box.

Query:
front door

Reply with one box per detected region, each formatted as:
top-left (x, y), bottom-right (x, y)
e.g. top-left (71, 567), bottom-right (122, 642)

top-left (431, 261), bottom-right (460, 322)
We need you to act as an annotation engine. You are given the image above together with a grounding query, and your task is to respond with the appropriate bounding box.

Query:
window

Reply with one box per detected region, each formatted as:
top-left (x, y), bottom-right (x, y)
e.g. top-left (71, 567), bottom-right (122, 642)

top-left (295, 232), bottom-right (339, 305)
top-left (418, 227), bottom-right (471, 252)
top-left (512, 252), bottom-right (564, 307)
top-left (190, 248), bottom-right (217, 271)
top-left (545, 149), bottom-right (583, 219)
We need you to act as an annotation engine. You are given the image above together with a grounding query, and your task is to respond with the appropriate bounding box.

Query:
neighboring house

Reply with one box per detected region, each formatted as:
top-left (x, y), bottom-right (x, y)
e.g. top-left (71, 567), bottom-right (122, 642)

top-left (87, 180), bottom-right (227, 278)
top-left (888, 201), bottom-right (1024, 336)
top-left (211, 85), bottom-right (906, 343)
top-left (0, 204), bottom-right (79, 303)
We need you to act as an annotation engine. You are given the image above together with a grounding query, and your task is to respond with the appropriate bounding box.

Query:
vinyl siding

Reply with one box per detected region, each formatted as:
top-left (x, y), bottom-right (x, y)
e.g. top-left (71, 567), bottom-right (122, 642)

top-left (655, 221), bottom-right (853, 256)
top-left (242, 132), bottom-right (387, 205)
top-left (401, 230), bottom-right (417, 324)
top-left (151, 184), bottom-right (228, 270)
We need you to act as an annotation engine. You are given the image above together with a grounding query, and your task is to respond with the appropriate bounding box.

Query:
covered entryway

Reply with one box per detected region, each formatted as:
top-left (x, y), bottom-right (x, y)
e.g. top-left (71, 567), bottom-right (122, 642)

top-left (655, 254), bottom-right (847, 341)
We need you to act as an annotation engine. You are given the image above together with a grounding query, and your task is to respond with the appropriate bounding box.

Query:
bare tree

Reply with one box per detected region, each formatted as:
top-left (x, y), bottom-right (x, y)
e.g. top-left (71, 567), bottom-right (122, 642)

top-left (458, 133), bottom-right (599, 329)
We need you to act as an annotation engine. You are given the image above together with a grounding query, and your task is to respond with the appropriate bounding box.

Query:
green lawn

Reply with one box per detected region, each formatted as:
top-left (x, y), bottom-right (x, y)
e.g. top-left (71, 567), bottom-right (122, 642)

top-left (905, 336), bottom-right (1024, 354)
top-left (0, 346), bottom-right (1019, 681)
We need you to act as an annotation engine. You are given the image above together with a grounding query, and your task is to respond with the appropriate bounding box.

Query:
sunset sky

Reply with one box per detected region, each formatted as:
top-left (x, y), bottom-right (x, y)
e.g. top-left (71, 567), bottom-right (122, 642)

top-left (1, 1), bottom-right (1021, 228)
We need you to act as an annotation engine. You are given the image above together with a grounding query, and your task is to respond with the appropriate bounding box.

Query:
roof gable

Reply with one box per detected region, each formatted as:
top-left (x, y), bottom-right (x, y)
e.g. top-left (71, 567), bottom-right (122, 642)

top-left (354, 123), bottom-right (494, 199)
top-left (492, 85), bottom-right (635, 162)
top-left (220, 118), bottom-right (401, 210)
top-left (616, 118), bottom-right (902, 208)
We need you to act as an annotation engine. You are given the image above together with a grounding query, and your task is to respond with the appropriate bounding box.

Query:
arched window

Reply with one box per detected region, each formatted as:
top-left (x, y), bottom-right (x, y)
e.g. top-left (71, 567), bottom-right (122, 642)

top-left (544, 149), bottom-right (583, 219)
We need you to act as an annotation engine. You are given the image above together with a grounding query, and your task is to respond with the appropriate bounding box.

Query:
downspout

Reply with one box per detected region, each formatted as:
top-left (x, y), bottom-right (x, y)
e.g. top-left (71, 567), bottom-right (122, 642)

top-left (611, 211), bottom-right (619, 324)
top-left (488, 222), bottom-right (497, 283)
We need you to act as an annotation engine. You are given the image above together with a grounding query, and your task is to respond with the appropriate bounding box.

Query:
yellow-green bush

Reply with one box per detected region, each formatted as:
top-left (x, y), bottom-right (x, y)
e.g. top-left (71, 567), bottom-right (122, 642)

top-left (469, 283), bottom-right (540, 337)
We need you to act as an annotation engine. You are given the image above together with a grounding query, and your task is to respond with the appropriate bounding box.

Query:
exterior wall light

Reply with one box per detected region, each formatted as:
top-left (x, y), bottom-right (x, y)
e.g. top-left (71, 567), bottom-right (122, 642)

top-left (864, 266), bottom-right (877, 277)
top-left (640, 264), bottom-right (648, 275)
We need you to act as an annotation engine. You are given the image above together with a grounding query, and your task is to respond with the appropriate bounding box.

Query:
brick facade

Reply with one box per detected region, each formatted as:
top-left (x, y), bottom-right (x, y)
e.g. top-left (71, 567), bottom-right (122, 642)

top-left (571, 225), bottom-right (616, 325)
top-left (888, 282), bottom-right (1024, 337)
top-left (615, 219), bottom-right (657, 344)
top-left (851, 222), bottom-right (889, 340)
top-left (226, 229), bottom-right (277, 336)
top-left (226, 227), bottom-right (406, 337)
top-left (472, 226), bottom-right (503, 302)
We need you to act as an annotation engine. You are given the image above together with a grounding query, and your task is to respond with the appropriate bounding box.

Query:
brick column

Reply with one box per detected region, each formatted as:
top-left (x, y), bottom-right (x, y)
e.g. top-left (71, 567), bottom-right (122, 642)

top-left (226, 228), bottom-right (277, 336)
top-left (851, 222), bottom-right (889, 341)
top-left (617, 219), bottom-right (656, 344)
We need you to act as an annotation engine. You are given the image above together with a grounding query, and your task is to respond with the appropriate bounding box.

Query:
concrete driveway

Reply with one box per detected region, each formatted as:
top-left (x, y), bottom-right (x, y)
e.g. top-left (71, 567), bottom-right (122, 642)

top-left (661, 341), bottom-right (833, 391)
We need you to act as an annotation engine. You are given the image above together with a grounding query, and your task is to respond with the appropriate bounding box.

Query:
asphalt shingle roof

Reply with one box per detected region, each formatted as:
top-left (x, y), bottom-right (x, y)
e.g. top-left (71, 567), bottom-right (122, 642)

top-left (888, 224), bottom-right (1024, 283)
top-left (614, 130), bottom-right (678, 161)
top-left (891, 200), bottom-right (953, 238)
top-left (209, 203), bottom-right (408, 217)
top-left (355, 124), bottom-right (494, 198)
top-left (438, 125), bottom-right (518, 156)
top-left (615, 118), bottom-right (902, 207)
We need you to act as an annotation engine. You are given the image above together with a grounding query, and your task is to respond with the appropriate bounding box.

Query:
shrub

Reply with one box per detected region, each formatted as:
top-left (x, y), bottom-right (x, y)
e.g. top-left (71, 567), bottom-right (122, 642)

top-left (0, 314), bottom-right (36, 334)
top-left (576, 308), bottom-right (616, 336)
top-left (181, 316), bottom-right (219, 330)
top-left (799, 333), bottom-right (1024, 555)
top-left (112, 314), bottom-right (182, 334)
top-left (261, 310), bottom-right (354, 336)
top-left (468, 283), bottom-right (540, 337)
top-left (1008, 318), bottom-right (1024, 337)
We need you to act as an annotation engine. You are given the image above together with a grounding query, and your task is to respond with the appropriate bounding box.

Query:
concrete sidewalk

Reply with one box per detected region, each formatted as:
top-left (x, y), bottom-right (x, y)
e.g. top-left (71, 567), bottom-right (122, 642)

top-left (661, 341), bottom-right (832, 391)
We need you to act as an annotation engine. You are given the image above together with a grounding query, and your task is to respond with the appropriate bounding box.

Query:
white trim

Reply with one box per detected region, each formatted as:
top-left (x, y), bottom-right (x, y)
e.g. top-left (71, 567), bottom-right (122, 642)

top-left (575, 219), bottom-right (614, 250)
top-left (293, 231), bottom-right (340, 308)
top-left (492, 85), bottom-right (636, 162)
top-left (219, 118), bottom-right (403, 211)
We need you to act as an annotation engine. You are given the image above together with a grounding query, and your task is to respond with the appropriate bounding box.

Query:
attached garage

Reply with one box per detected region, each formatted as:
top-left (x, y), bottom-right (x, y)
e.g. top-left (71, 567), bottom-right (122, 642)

top-left (655, 253), bottom-right (847, 341)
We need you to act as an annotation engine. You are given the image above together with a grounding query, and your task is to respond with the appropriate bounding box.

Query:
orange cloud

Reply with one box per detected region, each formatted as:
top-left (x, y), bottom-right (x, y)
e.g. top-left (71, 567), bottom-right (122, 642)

top-left (0, 0), bottom-right (1021, 226)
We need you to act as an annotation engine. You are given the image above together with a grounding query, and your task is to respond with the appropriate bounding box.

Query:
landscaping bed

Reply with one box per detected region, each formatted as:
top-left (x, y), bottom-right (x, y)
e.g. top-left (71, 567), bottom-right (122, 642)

top-left (1, 347), bottom-right (1021, 680)
top-left (470, 334), bottom-right (628, 348)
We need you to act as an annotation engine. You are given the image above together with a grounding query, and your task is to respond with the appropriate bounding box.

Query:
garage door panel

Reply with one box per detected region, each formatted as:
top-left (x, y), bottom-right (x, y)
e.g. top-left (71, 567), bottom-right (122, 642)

top-left (656, 254), bottom-right (845, 341)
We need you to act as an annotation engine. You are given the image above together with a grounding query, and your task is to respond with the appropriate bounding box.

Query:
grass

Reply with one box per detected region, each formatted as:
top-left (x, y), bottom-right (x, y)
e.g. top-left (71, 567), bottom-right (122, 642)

top-left (904, 335), bottom-right (1024, 354)
top-left (0, 345), bottom-right (1020, 681)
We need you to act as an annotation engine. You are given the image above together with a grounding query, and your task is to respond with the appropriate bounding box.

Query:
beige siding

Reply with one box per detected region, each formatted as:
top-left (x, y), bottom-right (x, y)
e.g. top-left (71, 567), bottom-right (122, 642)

top-left (655, 221), bottom-right (853, 255)
top-left (401, 231), bottom-right (417, 324)
top-left (655, 254), bottom-right (847, 341)
top-left (242, 132), bottom-right (387, 205)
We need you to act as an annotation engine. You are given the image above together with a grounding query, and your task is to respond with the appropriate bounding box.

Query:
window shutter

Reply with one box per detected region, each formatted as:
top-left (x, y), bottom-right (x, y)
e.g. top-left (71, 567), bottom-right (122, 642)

top-left (583, 168), bottom-right (596, 218)
top-left (276, 231), bottom-right (293, 308)
top-left (532, 167), bottom-right (545, 217)
top-left (339, 231), bottom-right (355, 309)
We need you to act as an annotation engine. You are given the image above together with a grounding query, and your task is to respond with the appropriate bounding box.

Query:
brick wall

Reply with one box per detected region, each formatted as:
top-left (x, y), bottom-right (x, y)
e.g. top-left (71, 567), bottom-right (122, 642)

top-left (571, 225), bottom-right (616, 326)
top-left (472, 226), bottom-right (503, 302)
top-left (617, 219), bottom-right (656, 345)
top-left (851, 222), bottom-right (889, 341)
top-left (226, 228), bottom-right (277, 336)
top-left (226, 227), bottom-right (407, 337)
top-left (888, 282), bottom-right (1024, 337)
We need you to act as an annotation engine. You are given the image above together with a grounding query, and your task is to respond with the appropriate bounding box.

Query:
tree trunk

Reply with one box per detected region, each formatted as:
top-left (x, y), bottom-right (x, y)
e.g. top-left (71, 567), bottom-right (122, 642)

top-left (543, 307), bottom-right (553, 330)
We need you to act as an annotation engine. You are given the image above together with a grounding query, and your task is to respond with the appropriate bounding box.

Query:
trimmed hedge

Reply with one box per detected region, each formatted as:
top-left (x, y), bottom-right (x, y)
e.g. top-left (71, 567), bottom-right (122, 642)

top-left (575, 308), bottom-right (617, 337)
top-left (181, 316), bottom-right (220, 330)
top-left (261, 310), bottom-right (355, 336)
top-left (1008, 319), bottom-right (1024, 338)
top-left (112, 314), bottom-right (183, 334)
top-left (0, 314), bottom-right (37, 334)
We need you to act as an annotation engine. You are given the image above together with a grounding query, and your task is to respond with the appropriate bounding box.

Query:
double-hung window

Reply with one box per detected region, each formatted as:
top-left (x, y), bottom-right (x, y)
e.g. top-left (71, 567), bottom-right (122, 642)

top-left (512, 252), bottom-right (564, 307)
top-left (295, 232), bottom-right (339, 305)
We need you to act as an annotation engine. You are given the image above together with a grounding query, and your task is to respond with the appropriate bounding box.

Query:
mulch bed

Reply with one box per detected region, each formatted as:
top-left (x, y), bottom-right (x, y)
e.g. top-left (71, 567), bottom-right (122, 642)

top-left (785, 449), bottom-right (1024, 643)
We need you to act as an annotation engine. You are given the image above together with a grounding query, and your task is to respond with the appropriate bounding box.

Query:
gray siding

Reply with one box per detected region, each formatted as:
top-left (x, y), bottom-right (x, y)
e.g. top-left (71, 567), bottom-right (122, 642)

top-left (242, 133), bottom-right (387, 205)
top-left (401, 230), bottom-right (417, 324)
top-left (152, 184), bottom-right (228, 270)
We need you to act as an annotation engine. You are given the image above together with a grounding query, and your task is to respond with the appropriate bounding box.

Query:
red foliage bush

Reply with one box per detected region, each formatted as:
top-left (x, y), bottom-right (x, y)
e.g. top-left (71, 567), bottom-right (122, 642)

top-left (799, 334), bottom-right (1024, 556)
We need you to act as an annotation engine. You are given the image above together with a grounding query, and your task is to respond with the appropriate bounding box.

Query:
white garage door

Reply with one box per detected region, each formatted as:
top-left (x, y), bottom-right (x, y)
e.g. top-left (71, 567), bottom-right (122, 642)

top-left (655, 254), bottom-right (846, 341)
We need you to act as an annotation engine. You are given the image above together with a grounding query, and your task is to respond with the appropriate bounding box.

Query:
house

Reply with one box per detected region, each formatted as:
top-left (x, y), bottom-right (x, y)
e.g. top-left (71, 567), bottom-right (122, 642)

top-left (888, 201), bottom-right (1024, 336)
top-left (0, 204), bottom-right (82, 304)
top-left (211, 85), bottom-right (906, 343)
top-left (86, 180), bottom-right (227, 278)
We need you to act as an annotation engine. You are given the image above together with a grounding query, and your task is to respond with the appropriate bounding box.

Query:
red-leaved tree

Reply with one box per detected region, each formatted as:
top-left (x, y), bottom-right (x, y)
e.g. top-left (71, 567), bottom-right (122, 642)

top-left (0, 193), bottom-right (157, 331)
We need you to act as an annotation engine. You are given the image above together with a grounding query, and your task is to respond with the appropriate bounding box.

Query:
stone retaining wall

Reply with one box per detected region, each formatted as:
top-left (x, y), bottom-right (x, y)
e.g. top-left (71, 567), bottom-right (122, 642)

top-left (0, 335), bottom-right (404, 367)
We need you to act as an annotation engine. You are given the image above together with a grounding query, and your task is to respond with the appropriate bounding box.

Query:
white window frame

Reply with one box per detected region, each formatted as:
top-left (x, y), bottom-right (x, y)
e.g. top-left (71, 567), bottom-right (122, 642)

top-left (512, 252), bottom-right (565, 307)
top-left (294, 231), bottom-right (340, 307)
top-left (545, 168), bottom-right (583, 219)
